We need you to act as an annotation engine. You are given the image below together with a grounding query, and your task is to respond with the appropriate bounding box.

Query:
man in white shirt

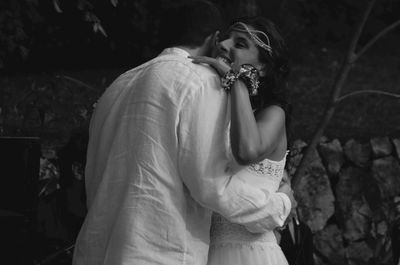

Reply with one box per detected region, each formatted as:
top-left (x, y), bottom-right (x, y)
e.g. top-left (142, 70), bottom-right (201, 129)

top-left (72, 1), bottom-right (293, 264)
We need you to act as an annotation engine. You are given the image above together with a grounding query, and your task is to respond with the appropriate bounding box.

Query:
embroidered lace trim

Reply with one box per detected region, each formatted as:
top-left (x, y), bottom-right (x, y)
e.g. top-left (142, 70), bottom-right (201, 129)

top-left (246, 152), bottom-right (287, 177)
top-left (210, 213), bottom-right (278, 247)
top-left (209, 241), bottom-right (281, 251)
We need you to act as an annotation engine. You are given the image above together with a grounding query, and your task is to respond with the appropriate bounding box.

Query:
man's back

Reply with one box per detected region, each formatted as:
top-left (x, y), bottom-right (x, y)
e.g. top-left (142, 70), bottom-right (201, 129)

top-left (73, 48), bottom-right (229, 265)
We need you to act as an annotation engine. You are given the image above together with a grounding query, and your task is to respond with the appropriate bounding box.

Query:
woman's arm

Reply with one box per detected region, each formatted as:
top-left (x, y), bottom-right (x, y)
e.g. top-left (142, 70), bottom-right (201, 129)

top-left (230, 79), bottom-right (286, 165)
top-left (188, 55), bottom-right (286, 165)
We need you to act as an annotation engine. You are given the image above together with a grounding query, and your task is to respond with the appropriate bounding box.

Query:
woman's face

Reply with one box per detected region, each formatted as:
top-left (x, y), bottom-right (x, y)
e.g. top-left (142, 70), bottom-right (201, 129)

top-left (216, 25), bottom-right (265, 73)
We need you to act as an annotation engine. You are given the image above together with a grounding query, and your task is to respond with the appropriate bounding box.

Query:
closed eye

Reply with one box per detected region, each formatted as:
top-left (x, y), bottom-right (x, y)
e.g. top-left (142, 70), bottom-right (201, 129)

top-left (234, 37), bottom-right (249, 49)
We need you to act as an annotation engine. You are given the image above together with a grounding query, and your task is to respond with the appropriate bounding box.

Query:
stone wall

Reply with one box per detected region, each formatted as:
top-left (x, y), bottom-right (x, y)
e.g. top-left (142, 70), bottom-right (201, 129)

top-left (37, 134), bottom-right (400, 264)
top-left (287, 136), bottom-right (400, 265)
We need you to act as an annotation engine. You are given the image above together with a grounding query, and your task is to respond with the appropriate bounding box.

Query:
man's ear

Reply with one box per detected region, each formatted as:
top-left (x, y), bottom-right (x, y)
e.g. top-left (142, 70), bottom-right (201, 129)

top-left (259, 64), bottom-right (267, 77)
top-left (212, 31), bottom-right (220, 47)
top-left (208, 31), bottom-right (220, 51)
top-left (204, 31), bottom-right (220, 57)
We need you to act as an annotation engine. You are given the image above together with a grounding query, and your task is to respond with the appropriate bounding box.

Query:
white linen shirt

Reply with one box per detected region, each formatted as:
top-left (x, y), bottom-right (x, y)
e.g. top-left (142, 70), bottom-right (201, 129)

top-left (72, 48), bottom-right (291, 265)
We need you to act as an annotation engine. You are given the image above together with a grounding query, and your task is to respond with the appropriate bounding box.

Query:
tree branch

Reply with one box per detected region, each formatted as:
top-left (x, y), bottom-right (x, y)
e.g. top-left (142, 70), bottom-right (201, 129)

top-left (354, 19), bottom-right (400, 62)
top-left (337, 89), bottom-right (400, 102)
top-left (347, 0), bottom-right (377, 63)
top-left (291, 0), bottom-right (377, 187)
top-left (56, 75), bottom-right (97, 91)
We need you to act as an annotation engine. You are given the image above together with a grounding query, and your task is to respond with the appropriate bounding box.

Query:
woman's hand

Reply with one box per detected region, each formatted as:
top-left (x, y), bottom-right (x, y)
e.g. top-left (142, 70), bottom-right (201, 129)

top-left (188, 56), bottom-right (232, 76)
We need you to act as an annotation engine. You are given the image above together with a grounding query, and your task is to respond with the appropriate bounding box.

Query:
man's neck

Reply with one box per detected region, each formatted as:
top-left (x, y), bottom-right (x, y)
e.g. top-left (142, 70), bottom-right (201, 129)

top-left (175, 34), bottom-right (214, 57)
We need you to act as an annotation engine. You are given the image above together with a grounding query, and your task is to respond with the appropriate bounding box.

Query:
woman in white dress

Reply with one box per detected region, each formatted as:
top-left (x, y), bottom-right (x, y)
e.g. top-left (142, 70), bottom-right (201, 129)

top-left (190, 16), bottom-right (293, 265)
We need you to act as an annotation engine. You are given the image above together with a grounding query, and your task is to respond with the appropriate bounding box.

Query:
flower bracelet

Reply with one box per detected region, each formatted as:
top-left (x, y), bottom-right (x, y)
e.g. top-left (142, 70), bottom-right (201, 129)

top-left (221, 64), bottom-right (260, 96)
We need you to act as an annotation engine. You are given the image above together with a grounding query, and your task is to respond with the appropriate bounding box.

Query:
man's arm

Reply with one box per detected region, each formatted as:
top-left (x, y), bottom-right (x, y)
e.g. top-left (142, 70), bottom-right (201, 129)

top-left (177, 68), bottom-right (291, 232)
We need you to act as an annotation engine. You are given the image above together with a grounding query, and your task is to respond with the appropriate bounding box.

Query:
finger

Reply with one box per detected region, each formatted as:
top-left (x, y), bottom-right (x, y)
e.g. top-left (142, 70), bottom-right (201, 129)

top-left (188, 56), bottom-right (216, 65)
top-left (193, 58), bottom-right (215, 65)
top-left (189, 58), bottom-right (206, 64)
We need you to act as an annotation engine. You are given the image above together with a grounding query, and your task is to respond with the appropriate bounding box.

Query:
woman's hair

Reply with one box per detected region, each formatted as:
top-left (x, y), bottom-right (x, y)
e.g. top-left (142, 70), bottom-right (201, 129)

top-left (231, 16), bottom-right (292, 139)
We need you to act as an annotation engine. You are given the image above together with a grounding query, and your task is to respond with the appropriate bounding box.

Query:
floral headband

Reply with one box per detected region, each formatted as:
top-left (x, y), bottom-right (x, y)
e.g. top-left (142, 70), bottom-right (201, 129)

top-left (229, 22), bottom-right (273, 56)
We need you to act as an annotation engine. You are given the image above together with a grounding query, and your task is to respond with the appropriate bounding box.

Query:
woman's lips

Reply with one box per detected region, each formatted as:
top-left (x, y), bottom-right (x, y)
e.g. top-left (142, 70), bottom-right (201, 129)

top-left (216, 55), bottom-right (233, 66)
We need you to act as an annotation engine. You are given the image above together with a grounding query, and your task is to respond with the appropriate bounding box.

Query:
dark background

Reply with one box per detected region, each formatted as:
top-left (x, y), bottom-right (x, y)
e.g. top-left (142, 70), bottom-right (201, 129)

top-left (1, 0), bottom-right (399, 71)
top-left (1, 0), bottom-right (399, 143)
top-left (0, 1), bottom-right (399, 264)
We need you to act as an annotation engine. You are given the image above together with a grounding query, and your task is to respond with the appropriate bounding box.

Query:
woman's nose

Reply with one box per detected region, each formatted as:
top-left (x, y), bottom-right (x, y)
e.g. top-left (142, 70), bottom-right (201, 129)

top-left (218, 39), bottom-right (231, 53)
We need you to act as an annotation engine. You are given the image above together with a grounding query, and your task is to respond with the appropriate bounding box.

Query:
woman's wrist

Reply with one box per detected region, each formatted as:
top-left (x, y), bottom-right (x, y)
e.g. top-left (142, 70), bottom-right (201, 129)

top-left (221, 64), bottom-right (260, 95)
top-left (232, 78), bottom-right (249, 95)
top-left (237, 64), bottom-right (260, 96)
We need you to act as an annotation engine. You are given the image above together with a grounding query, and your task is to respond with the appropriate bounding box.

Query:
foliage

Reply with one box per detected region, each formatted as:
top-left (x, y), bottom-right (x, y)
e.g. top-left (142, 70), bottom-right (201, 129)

top-left (0, 0), bottom-right (174, 70)
top-left (0, 73), bottom-right (102, 138)
top-left (0, 0), bottom-right (42, 68)
top-left (1, 0), bottom-right (399, 70)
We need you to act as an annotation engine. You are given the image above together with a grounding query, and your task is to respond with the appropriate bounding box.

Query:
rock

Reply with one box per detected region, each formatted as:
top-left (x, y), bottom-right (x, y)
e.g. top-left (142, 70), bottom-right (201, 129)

top-left (335, 167), bottom-right (373, 241)
top-left (295, 149), bottom-right (335, 232)
top-left (376, 221), bottom-right (388, 236)
top-left (342, 204), bottom-right (370, 241)
top-left (364, 195), bottom-right (391, 224)
top-left (336, 168), bottom-right (371, 240)
top-left (366, 230), bottom-right (394, 265)
top-left (290, 138), bottom-right (308, 152)
top-left (392, 138), bottom-right (400, 160)
top-left (307, 145), bottom-right (327, 169)
top-left (314, 224), bottom-right (346, 265)
top-left (371, 156), bottom-right (400, 199)
top-left (370, 137), bottom-right (393, 157)
top-left (287, 139), bottom-right (308, 177)
top-left (345, 241), bottom-right (373, 265)
top-left (320, 135), bottom-right (329, 143)
top-left (318, 138), bottom-right (344, 176)
top-left (313, 255), bottom-right (328, 265)
top-left (344, 139), bottom-right (371, 167)
top-left (335, 167), bottom-right (367, 217)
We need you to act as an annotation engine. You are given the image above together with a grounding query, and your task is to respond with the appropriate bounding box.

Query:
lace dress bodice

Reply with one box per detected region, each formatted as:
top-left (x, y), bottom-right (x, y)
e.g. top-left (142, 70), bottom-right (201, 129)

top-left (210, 153), bottom-right (287, 248)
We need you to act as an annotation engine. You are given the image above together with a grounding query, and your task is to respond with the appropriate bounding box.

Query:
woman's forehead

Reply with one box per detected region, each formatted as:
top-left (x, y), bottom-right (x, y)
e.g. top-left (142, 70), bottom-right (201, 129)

top-left (229, 29), bottom-right (254, 42)
top-left (228, 23), bottom-right (258, 39)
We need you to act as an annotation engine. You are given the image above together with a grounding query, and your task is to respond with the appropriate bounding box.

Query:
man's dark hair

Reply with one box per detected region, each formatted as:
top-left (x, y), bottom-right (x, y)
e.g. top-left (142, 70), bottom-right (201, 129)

top-left (158, 0), bottom-right (222, 48)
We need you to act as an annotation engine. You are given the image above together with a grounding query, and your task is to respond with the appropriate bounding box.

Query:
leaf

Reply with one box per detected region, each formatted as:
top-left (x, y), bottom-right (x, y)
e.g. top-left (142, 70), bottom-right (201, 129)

top-left (19, 45), bottom-right (29, 59)
top-left (93, 22), bottom-right (108, 37)
top-left (53, 0), bottom-right (63, 13)
top-left (110, 0), bottom-right (118, 7)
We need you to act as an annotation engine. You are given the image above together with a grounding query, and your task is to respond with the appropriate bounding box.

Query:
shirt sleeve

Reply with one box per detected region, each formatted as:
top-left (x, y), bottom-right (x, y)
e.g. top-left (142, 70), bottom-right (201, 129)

top-left (177, 67), bottom-right (291, 233)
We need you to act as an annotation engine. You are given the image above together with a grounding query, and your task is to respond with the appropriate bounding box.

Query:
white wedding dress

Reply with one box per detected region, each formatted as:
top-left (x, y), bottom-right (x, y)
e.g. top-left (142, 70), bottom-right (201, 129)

top-left (207, 133), bottom-right (289, 265)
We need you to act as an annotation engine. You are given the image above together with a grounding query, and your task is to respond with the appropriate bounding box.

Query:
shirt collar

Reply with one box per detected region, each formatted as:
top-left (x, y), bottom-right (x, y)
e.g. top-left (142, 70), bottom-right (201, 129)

top-left (159, 47), bottom-right (190, 58)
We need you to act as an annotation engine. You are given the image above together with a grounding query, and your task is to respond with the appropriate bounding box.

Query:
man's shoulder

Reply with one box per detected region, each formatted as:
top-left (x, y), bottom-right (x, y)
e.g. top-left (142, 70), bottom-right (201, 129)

top-left (110, 55), bottom-right (202, 82)
top-left (152, 53), bottom-right (218, 79)
top-left (110, 52), bottom-right (221, 98)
